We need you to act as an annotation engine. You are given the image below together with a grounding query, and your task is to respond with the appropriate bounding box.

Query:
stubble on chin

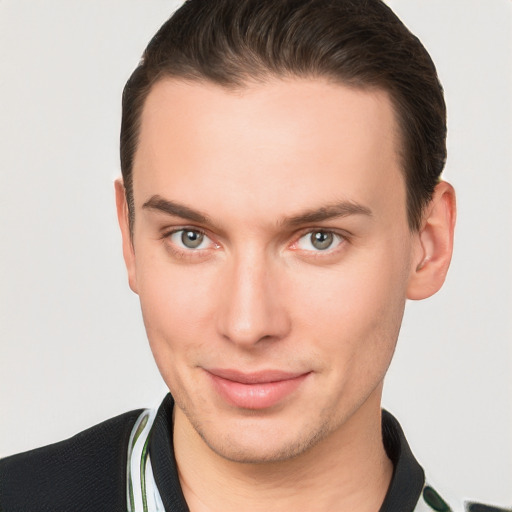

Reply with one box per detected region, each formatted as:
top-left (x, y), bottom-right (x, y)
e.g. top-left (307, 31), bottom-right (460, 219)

top-left (173, 394), bottom-right (335, 465)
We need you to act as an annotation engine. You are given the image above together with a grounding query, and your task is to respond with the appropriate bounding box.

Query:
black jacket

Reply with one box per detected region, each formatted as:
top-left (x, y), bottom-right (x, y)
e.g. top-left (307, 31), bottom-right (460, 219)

top-left (0, 394), bottom-right (505, 512)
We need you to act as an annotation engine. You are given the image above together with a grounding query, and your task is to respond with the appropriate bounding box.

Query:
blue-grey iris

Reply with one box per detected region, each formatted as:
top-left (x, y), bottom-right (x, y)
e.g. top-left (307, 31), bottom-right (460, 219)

top-left (311, 231), bottom-right (333, 250)
top-left (182, 230), bottom-right (204, 249)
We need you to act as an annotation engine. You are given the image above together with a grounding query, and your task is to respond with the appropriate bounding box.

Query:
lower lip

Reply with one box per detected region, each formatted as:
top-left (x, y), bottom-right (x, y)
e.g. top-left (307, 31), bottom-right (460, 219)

top-left (207, 372), bottom-right (310, 410)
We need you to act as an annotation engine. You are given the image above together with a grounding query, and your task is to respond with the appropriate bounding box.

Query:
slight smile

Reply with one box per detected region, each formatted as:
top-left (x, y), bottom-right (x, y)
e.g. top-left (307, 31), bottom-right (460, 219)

top-left (205, 369), bottom-right (312, 410)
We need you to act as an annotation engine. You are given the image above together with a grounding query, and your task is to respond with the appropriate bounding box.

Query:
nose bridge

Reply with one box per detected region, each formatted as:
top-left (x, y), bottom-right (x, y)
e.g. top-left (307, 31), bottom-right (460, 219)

top-left (216, 245), bottom-right (289, 346)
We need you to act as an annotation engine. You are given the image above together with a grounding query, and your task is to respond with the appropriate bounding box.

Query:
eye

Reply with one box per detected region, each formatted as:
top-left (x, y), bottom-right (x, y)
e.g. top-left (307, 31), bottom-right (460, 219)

top-left (296, 230), bottom-right (344, 251)
top-left (169, 229), bottom-right (213, 250)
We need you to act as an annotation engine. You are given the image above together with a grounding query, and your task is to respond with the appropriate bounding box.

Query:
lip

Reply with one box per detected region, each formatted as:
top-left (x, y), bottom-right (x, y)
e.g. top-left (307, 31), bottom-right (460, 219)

top-left (206, 368), bottom-right (310, 410)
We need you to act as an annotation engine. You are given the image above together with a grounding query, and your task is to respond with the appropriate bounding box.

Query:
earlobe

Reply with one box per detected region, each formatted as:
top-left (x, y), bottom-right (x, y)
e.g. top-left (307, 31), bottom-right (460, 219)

top-left (407, 181), bottom-right (456, 300)
top-left (114, 178), bottom-right (139, 294)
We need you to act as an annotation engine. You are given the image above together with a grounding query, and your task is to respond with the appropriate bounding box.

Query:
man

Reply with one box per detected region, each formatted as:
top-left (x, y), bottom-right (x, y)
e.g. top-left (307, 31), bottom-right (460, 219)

top-left (0, 1), bottom-right (506, 511)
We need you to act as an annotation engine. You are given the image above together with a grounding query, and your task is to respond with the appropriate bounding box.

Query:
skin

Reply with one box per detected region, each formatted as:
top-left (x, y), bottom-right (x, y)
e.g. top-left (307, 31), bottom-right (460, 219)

top-left (116, 78), bottom-right (455, 511)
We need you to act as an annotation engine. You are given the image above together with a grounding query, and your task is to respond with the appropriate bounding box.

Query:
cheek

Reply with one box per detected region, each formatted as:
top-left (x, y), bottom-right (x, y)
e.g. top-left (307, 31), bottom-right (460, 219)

top-left (136, 261), bottom-right (219, 400)
top-left (287, 247), bottom-right (409, 363)
top-left (135, 254), bottom-right (217, 358)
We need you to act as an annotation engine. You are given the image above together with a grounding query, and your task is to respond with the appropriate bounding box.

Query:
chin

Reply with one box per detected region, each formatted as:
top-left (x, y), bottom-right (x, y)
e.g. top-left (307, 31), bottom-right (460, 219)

top-left (203, 437), bottom-right (312, 464)
top-left (194, 416), bottom-right (332, 464)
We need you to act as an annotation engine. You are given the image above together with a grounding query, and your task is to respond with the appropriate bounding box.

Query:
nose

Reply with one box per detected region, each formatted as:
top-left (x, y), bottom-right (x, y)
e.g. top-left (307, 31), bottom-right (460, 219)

top-left (216, 250), bottom-right (291, 348)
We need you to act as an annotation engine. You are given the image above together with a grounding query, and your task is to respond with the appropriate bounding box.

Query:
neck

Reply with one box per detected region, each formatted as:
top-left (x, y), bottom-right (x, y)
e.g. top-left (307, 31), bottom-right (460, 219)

top-left (173, 388), bottom-right (392, 512)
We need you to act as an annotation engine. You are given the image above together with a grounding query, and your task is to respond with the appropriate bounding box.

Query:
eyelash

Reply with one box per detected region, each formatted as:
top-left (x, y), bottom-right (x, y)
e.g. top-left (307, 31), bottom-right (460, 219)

top-left (160, 227), bottom-right (349, 260)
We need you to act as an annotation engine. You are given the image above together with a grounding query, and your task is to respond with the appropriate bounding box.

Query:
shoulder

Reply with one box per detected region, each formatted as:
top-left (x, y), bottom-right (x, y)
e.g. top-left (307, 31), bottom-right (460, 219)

top-left (381, 410), bottom-right (509, 512)
top-left (417, 484), bottom-right (511, 512)
top-left (0, 408), bottom-right (143, 512)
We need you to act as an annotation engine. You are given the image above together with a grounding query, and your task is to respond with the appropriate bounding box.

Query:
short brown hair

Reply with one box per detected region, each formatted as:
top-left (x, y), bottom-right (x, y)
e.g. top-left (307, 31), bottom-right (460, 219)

top-left (121, 0), bottom-right (446, 231)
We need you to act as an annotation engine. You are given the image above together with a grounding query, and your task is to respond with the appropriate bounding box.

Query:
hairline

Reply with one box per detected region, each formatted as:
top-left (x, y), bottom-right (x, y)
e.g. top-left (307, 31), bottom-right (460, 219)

top-left (125, 72), bottom-right (415, 237)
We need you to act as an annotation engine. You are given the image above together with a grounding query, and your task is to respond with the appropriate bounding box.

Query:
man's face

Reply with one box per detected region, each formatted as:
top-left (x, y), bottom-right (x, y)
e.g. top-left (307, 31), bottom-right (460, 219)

top-left (122, 78), bottom-right (419, 462)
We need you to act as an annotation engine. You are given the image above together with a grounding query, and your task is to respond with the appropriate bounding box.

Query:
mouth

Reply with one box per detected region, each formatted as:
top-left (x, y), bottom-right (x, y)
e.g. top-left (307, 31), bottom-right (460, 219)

top-left (205, 368), bottom-right (311, 410)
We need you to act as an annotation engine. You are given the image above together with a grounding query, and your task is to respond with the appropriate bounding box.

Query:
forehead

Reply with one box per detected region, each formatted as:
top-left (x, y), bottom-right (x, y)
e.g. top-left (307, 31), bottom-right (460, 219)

top-left (132, 78), bottom-right (406, 225)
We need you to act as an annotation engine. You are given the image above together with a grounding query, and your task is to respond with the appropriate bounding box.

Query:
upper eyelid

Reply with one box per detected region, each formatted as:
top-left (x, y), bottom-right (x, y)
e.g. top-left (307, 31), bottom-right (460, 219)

top-left (295, 230), bottom-right (345, 243)
top-left (162, 225), bottom-right (209, 237)
top-left (292, 227), bottom-right (351, 242)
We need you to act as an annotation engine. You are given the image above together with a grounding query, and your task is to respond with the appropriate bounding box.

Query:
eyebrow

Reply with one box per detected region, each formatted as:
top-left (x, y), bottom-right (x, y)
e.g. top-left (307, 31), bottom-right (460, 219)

top-left (142, 195), bottom-right (211, 224)
top-left (284, 201), bottom-right (373, 226)
top-left (142, 195), bottom-right (372, 227)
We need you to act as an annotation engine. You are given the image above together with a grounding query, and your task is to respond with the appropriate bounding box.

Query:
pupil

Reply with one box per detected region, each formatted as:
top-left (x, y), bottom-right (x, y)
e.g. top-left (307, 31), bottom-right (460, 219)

top-left (182, 230), bottom-right (203, 248)
top-left (311, 231), bottom-right (333, 250)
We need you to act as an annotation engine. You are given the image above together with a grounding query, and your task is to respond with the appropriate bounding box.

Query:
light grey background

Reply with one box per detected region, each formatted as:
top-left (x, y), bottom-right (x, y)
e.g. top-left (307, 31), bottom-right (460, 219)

top-left (0, 0), bottom-right (510, 507)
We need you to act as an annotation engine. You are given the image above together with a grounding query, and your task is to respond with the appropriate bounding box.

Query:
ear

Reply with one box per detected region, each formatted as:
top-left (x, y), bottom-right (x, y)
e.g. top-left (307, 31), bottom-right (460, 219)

top-left (407, 181), bottom-right (456, 300)
top-left (114, 178), bottom-right (138, 294)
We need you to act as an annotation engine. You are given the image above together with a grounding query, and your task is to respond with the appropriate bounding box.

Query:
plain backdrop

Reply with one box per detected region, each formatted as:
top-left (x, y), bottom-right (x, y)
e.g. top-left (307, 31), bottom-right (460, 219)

top-left (0, 0), bottom-right (511, 507)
